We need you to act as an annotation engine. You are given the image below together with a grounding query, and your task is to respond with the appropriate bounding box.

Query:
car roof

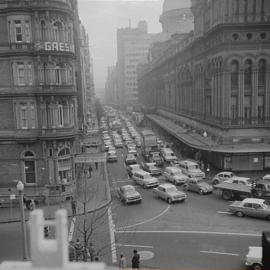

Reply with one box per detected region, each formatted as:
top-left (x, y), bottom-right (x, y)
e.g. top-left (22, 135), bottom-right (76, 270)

top-left (217, 171), bottom-right (234, 175)
top-left (135, 170), bottom-right (151, 175)
top-left (129, 164), bottom-right (140, 169)
top-left (231, 176), bottom-right (250, 181)
top-left (179, 160), bottom-right (198, 165)
top-left (158, 183), bottom-right (176, 189)
top-left (166, 166), bottom-right (181, 172)
top-left (242, 198), bottom-right (266, 204)
top-left (146, 163), bottom-right (156, 166)
top-left (121, 185), bottom-right (135, 190)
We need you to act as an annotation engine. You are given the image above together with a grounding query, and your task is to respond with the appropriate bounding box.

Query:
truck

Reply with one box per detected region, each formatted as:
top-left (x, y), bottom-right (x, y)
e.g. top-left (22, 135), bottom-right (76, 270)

top-left (140, 130), bottom-right (159, 161)
top-left (214, 180), bottom-right (270, 201)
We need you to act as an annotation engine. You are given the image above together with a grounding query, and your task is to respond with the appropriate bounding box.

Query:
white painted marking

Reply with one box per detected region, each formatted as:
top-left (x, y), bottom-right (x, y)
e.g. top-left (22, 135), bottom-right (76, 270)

top-left (116, 244), bottom-right (154, 249)
top-left (138, 251), bottom-right (155, 260)
top-left (218, 211), bottom-right (234, 215)
top-left (117, 205), bottom-right (170, 230)
top-left (115, 230), bottom-right (261, 237)
top-left (200, 250), bottom-right (239, 256)
top-left (108, 206), bottom-right (117, 263)
top-left (112, 180), bottom-right (132, 183)
top-left (68, 216), bottom-right (76, 242)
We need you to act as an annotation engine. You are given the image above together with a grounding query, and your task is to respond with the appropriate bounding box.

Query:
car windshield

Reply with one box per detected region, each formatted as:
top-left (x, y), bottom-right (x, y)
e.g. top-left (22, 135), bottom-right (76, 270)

top-left (172, 170), bottom-right (182, 176)
top-left (167, 186), bottom-right (178, 192)
top-left (124, 187), bottom-right (135, 194)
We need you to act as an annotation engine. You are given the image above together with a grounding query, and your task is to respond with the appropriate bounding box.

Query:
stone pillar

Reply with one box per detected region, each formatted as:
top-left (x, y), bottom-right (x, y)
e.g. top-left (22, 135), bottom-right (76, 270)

top-left (239, 68), bottom-right (245, 125)
top-left (222, 70), bottom-right (231, 124)
top-left (265, 68), bottom-right (270, 124)
top-left (252, 68), bottom-right (258, 124)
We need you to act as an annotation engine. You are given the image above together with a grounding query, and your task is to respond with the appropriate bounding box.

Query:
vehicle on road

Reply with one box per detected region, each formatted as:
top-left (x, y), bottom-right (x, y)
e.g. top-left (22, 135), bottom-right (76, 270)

top-left (141, 162), bottom-right (162, 176)
top-left (229, 198), bottom-right (270, 220)
top-left (149, 151), bottom-right (164, 167)
top-left (245, 246), bottom-right (262, 270)
top-left (224, 176), bottom-right (252, 187)
top-left (263, 174), bottom-right (270, 181)
top-left (127, 147), bottom-right (137, 156)
top-left (118, 185), bottom-right (142, 204)
top-left (164, 166), bottom-right (189, 185)
top-left (153, 183), bottom-right (187, 204)
top-left (125, 154), bottom-right (137, 165)
top-left (141, 130), bottom-right (158, 160)
top-left (161, 148), bottom-right (177, 163)
top-left (212, 171), bottom-right (235, 186)
top-left (178, 160), bottom-right (205, 179)
top-left (132, 170), bottom-right (159, 188)
top-left (183, 178), bottom-right (213, 195)
top-left (107, 150), bottom-right (117, 162)
top-left (126, 164), bottom-right (141, 177)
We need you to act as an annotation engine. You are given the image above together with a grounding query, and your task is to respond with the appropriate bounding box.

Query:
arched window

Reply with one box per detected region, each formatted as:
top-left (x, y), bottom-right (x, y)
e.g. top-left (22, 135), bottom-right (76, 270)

top-left (57, 101), bottom-right (64, 127)
top-left (244, 60), bottom-right (252, 90)
top-left (52, 21), bottom-right (63, 42)
top-left (23, 151), bottom-right (36, 184)
top-left (258, 59), bottom-right (266, 90)
top-left (57, 147), bottom-right (72, 183)
top-left (231, 60), bottom-right (239, 91)
top-left (41, 20), bottom-right (46, 41)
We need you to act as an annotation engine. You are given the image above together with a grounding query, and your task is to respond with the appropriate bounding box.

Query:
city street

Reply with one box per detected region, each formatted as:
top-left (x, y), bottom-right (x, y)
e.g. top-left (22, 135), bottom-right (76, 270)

top-left (107, 147), bottom-right (269, 269)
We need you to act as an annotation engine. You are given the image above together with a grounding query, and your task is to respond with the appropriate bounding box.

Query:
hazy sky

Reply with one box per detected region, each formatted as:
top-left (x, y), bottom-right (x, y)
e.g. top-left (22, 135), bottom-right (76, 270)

top-left (78, 0), bottom-right (191, 91)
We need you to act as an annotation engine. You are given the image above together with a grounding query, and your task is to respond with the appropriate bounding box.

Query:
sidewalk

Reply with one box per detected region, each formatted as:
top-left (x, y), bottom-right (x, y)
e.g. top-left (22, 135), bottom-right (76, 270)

top-left (0, 162), bottom-right (110, 224)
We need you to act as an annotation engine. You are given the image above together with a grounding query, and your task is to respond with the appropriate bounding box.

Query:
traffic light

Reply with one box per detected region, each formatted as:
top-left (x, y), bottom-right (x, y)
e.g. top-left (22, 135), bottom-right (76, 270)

top-left (44, 226), bottom-right (49, 238)
top-left (262, 231), bottom-right (270, 269)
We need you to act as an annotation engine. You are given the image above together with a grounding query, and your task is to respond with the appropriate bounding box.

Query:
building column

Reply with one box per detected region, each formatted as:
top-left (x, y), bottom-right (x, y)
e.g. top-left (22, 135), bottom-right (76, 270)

top-left (252, 68), bottom-right (259, 124)
top-left (239, 68), bottom-right (245, 125)
top-left (222, 70), bottom-right (231, 124)
top-left (265, 69), bottom-right (270, 124)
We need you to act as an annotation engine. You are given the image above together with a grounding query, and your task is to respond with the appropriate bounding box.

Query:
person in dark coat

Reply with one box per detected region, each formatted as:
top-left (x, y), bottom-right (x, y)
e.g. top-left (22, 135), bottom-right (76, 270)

top-left (68, 241), bottom-right (76, 261)
top-left (132, 249), bottom-right (140, 269)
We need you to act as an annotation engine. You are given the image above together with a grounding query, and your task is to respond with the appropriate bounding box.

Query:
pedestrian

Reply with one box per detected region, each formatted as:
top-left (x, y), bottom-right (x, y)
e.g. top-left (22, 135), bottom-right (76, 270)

top-left (71, 199), bottom-right (76, 216)
top-left (95, 162), bottom-right (98, 170)
top-left (74, 238), bottom-right (83, 261)
top-left (131, 250), bottom-right (140, 269)
top-left (68, 241), bottom-right (76, 261)
top-left (88, 242), bottom-right (95, 262)
top-left (119, 253), bottom-right (126, 269)
top-left (88, 165), bottom-right (93, 175)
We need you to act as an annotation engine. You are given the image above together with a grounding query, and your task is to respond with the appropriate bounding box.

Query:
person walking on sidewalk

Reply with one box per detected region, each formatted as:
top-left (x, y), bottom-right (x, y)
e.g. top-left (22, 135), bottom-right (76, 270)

top-left (68, 241), bottom-right (76, 261)
top-left (132, 250), bottom-right (140, 269)
top-left (74, 238), bottom-right (83, 261)
top-left (88, 242), bottom-right (95, 262)
top-left (71, 198), bottom-right (76, 216)
top-left (119, 253), bottom-right (126, 269)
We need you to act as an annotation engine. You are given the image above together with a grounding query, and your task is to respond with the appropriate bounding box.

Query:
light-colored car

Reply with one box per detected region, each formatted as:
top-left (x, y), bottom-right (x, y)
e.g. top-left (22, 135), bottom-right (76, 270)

top-left (128, 147), bottom-right (137, 156)
top-left (229, 198), bottom-right (270, 220)
top-left (126, 164), bottom-right (141, 177)
top-left (132, 170), bottom-right (159, 188)
top-left (118, 185), bottom-right (142, 204)
top-left (125, 154), bottom-right (137, 165)
top-left (164, 166), bottom-right (189, 185)
top-left (161, 148), bottom-right (177, 163)
top-left (141, 162), bottom-right (162, 176)
top-left (245, 246), bottom-right (262, 270)
top-left (262, 174), bottom-right (270, 181)
top-left (107, 151), bottom-right (117, 162)
top-left (178, 160), bottom-right (205, 179)
top-left (224, 176), bottom-right (252, 187)
top-left (183, 178), bottom-right (213, 194)
top-left (212, 171), bottom-right (235, 185)
top-left (153, 183), bottom-right (187, 204)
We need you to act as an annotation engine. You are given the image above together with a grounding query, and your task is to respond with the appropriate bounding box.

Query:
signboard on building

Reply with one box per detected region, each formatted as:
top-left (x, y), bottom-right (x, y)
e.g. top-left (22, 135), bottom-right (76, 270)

top-left (35, 41), bottom-right (75, 53)
top-left (75, 153), bottom-right (106, 163)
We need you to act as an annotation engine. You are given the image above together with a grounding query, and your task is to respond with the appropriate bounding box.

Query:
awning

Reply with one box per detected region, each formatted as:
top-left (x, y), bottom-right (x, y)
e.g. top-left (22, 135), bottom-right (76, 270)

top-left (75, 153), bottom-right (106, 163)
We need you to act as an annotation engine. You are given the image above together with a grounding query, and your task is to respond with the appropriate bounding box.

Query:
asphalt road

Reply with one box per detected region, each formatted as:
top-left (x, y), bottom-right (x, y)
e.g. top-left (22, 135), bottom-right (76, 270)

top-left (107, 146), bottom-right (269, 269)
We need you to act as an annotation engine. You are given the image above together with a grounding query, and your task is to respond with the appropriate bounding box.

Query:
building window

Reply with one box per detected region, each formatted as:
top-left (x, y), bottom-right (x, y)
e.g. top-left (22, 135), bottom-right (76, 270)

top-left (14, 62), bottom-right (33, 86)
top-left (244, 60), bottom-right (252, 90)
top-left (15, 20), bottom-right (23, 42)
top-left (57, 103), bottom-right (64, 127)
top-left (55, 65), bottom-right (61, 85)
top-left (23, 151), bottom-right (36, 184)
top-left (258, 59), bottom-right (266, 90)
top-left (30, 103), bottom-right (36, 128)
top-left (244, 96), bottom-right (251, 124)
top-left (20, 104), bottom-right (28, 129)
top-left (27, 63), bottom-right (33, 85)
top-left (52, 21), bottom-right (63, 42)
top-left (258, 95), bottom-right (265, 123)
top-left (57, 148), bottom-right (72, 184)
top-left (25, 21), bottom-right (30, 43)
top-left (18, 102), bottom-right (37, 129)
top-left (231, 60), bottom-right (239, 91)
top-left (231, 96), bottom-right (238, 123)
top-left (17, 63), bottom-right (25, 85)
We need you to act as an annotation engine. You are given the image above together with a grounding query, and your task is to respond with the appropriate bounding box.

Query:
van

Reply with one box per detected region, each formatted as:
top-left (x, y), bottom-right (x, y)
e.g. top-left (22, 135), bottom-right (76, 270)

top-left (178, 160), bottom-right (205, 179)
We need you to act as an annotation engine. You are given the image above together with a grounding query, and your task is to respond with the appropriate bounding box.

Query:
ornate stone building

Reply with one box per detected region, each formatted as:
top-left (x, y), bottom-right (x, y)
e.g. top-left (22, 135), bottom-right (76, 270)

top-left (138, 0), bottom-right (270, 171)
top-left (0, 0), bottom-right (89, 202)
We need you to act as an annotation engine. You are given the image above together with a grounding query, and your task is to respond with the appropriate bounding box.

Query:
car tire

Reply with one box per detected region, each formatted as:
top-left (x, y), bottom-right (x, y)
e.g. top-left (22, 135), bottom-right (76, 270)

top-left (236, 211), bottom-right (244, 217)
top-left (167, 198), bottom-right (172, 204)
top-left (183, 184), bottom-right (188, 191)
top-left (199, 189), bottom-right (204, 195)
top-left (252, 264), bottom-right (263, 270)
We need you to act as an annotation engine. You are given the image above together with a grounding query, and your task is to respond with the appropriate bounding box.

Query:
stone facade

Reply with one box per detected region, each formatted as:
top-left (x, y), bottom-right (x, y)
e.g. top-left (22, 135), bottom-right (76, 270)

top-left (138, 0), bottom-right (270, 171)
top-left (0, 0), bottom-right (91, 202)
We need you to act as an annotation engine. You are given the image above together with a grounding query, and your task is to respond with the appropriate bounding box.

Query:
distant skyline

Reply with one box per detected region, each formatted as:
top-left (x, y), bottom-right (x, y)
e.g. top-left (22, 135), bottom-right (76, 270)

top-left (78, 0), bottom-right (191, 91)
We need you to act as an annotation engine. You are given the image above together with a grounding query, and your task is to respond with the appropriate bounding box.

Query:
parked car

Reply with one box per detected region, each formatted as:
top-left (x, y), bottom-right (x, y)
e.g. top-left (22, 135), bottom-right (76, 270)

top-left (118, 185), bottom-right (142, 204)
top-left (245, 246), bottom-right (263, 270)
top-left (107, 150), bottom-right (117, 162)
top-left (153, 183), bottom-right (187, 204)
top-left (224, 176), bottom-right (252, 187)
top-left (127, 147), bottom-right (137, 156)
top-left (125, 154), bottom-right (137, 165)
top-left (161, 148), bottom-right (177, 163)
top-left (229, 198), bottom-right (270, 220)
top-left (141, 162), bottom-right (162, 176)
top-left (183, 178), bottom-right (213, 195)
top-left (212, 171), bottom-right (235, 185)
top-left (178, 160), bottom-right (205, 179)
top-left (164, 166), bottom-right (189, 185)
top-left (126, 164), bottom-right (141, 177)
top-left (132, 170), bottom-right (159, 188)
top-left (149, 151), bottom-right (164, 167)
top-left (262, 174), bottom-right (270, 181)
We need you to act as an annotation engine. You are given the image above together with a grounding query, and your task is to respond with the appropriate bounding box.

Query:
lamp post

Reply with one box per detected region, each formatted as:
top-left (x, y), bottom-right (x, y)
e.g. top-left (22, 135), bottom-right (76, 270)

top-left (16, 180), bottom-right (28, 260)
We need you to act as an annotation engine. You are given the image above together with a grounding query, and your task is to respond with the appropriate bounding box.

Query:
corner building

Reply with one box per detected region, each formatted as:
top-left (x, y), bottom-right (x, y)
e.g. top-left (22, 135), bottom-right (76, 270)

top-left (0, 0), bottom-right (79, 202)
top-left (138, 0), bottom-right (270, 171)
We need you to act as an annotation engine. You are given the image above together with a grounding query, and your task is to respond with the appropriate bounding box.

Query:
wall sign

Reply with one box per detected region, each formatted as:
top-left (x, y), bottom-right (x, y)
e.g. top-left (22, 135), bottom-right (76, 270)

top-left (35, 41), bottom-right (75, 53)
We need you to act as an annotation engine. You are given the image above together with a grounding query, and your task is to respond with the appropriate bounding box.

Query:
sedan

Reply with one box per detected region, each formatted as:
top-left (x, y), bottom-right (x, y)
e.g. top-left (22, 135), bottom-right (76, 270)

top-left (125, 154), bottom-right (137, 165)
top-left (212, 171), bottom-right (235, 185)
top-left (153, 183), bottom-right (187, 204)
top-left (141, 162), bottom-right (162, 176)
top-left (118, 185), bottom-right (142, 204)
top-left (183, 178), bottom-right (213, 195)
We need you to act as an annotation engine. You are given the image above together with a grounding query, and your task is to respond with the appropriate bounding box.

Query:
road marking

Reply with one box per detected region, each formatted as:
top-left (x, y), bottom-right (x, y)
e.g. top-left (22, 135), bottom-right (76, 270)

top-left (117, 205), bottom-right (170, 230)
top-left (200, 250), bottom-right (239, 256)
top-left (108, 206), bottom-right (117, 263)
top-left (218, 211), bottom-right (234, 215)
top-left (112, 180), bottom-right (132, 183)
top-left (68, 216), bottom-right (76, 242)
top-left (115, 230), bottom-right (261, 237)
top-left (116, 244), bottom-right (154, 248)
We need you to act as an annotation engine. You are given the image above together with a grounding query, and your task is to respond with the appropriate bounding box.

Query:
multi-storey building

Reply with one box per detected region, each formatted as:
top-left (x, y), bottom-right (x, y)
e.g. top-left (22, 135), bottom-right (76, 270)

top-left (105, 66), bottom-right (118, 107)
top-left (138, 0), bottom-right (270, 171)
top-left (0, 0), bottom-right (90, 202)
top-left (116, 21), bottom-right (154, 109)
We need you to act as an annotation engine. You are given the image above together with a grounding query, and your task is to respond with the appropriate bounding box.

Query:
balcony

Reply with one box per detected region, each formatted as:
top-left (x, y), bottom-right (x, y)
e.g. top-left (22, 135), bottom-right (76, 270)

top-left (37, 85), bottom-right (76, 95)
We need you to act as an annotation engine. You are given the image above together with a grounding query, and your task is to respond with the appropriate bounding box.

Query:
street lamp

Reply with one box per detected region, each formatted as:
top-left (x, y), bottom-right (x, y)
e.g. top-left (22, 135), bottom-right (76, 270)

top-left (16, 180), bottom-right (28, 260)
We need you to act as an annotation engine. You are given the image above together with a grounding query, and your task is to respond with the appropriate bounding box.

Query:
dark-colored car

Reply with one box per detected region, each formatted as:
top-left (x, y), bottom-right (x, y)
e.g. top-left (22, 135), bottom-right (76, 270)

top-left (125, 154), bottom-right (137, 165)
